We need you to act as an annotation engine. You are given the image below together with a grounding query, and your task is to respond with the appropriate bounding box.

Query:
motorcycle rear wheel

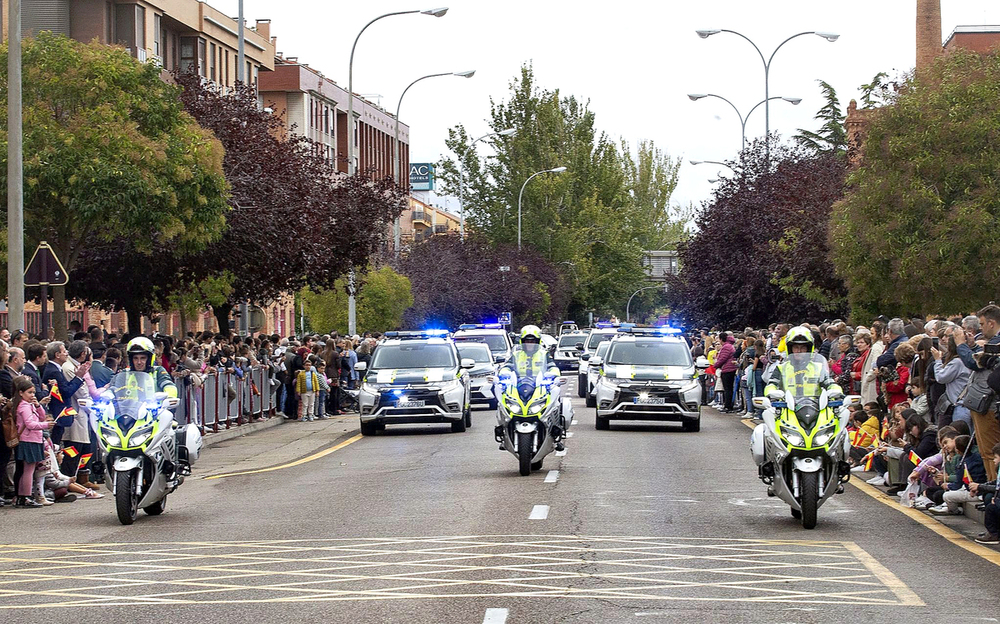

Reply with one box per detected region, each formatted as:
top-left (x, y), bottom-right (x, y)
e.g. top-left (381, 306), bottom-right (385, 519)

top-left (517, 431), bottom-right (533, 476)
top-left (799, 471), bottom-right (819, 529)
top-left (115, 470), bottom-right (138, 526)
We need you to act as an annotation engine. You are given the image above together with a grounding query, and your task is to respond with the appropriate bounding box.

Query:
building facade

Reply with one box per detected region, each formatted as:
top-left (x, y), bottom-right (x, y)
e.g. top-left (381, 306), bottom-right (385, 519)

top-left (402, 196), bottom-right (461, 245)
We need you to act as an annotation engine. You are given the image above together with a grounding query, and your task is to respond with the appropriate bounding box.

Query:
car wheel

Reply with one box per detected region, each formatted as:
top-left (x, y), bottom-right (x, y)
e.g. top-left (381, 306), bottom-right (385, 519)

top-left (682, 418), bottom-right (701, 432)
top-left (451, 418), bottom-right (467, 433)
top-left (360, 420), bottom-right (378, 436)
top-left (585, 388), bottom-right (596, 408)
top-left (577, 374), bottom-right (586, 398)
top-left (488, 398), bottom-right (498, 410)
top-left (595, 412), bottom-right (610, 430)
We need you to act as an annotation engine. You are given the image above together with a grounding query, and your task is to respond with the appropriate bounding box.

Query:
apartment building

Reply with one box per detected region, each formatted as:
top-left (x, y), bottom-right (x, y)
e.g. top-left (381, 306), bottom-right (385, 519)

top-left (405, 196), bottom-right (461, 245)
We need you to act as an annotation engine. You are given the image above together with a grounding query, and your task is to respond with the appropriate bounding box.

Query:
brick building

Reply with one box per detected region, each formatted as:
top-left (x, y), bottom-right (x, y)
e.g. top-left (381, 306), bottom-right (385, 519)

top-left (944, 25), bottom-right (1000, 54)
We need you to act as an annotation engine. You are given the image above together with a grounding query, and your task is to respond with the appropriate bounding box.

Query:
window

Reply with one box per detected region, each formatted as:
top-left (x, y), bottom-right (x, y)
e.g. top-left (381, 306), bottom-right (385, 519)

top-left (209, 42), bottom-right (216, 82)
top-left (198, 39), bottom-right (207, 78)
top-left (607, 340), bottom-right (693, 367)
top-left (224, 49), bottom-right (229, 85)
top-left (179, 37), bottom-right (197, 74)
top-left (153, 14), bottom-right (161, 57)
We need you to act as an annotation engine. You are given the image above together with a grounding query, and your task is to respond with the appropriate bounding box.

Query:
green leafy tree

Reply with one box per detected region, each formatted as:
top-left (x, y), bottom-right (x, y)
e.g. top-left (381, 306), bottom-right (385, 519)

top-left (436, 64), bottom-right (684, 319)
top-left (831, 49), bottom-right (1000, 320)
top-left (300, 266), bottom-right (413, 334)
top-left (0, 33), bottom-right (229, 337)
top-left (794, 80), bottom-right (847, 156)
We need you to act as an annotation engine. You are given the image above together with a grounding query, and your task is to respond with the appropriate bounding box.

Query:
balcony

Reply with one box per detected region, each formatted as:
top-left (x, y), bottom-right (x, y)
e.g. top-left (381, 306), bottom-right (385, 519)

top-left (411, 210), bottom-right (429, 225)
top-left (434, 224), bottom-right (448, 234)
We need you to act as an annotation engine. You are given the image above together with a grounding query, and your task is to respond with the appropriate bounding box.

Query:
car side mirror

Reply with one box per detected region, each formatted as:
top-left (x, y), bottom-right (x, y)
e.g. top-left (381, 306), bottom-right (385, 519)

top-left (460, 358), bottom-right (475, 369)
top-left (354, 362), bottom-right (367, 372)
top-left (575, 343), bottom-right (584, 351)
top-left (581, 353), bottom-right (591, 361)
top-left (590, 357), bottom-right (603, 367)
top-left (494, 355), bottom-right (506, 363)
top-left (695, 356), bottom-right (710, 370)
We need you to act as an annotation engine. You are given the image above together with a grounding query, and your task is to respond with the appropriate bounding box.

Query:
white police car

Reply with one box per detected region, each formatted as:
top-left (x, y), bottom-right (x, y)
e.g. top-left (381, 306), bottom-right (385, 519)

top-left (355, 330), bottom-right (474, 435)
top-left (554, 331), bottom-right (588, 372)
top-left (592, 326), bottom-right (701, 432)
top-left (576, 323), bottom-right (627, 398)
top-left (456, 341), bottom-right (498, 410)
top-left (453, 324), bottom-right (514, 364)
top-left (583, 340), bottom-right (612, 407)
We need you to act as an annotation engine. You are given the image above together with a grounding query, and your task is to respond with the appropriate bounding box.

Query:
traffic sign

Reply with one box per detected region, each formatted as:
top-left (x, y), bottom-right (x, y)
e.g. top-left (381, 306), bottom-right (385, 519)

top-left (24, 241), bottom-right (68, 286)
top-left (499, 312), bottom-right (512, 325)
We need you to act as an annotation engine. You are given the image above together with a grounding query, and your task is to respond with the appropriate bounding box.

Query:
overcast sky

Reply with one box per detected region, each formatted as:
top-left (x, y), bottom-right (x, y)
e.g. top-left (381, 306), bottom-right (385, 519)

top-left (221, 0), bottom-right (999, 213)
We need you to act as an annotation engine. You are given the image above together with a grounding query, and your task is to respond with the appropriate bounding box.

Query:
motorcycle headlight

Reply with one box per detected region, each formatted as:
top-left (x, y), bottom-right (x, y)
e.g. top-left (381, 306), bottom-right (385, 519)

top-left (129, 426), bottom-right (154, 447)
top-left (812, 423), bottom-right (837, 446)
top-left (101, 428), bottom-right (121, 447)
top-left (528, 396), bottom-right (548, 414)
top-left (780, 425), bottom-right (805, 447)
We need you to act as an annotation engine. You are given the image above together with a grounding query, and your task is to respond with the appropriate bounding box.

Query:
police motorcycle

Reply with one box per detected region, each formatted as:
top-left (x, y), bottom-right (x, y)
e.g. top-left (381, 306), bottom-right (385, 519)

top-left (492, 328), bottom-right (574, 476)
top-left (749, 342), bottom-right (859, 529)
top-left (84, 371), bottom-right (202, 525)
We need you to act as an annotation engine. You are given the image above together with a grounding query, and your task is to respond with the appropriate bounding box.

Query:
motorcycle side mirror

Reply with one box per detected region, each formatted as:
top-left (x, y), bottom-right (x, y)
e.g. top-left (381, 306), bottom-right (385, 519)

top-left (494, 355), bottom-right (506, 363)
top-left (556, 377), bottom-right (567, 386)
top-left (752, 396), bottom-right (770, 410)
top-left (163, 397), bottom-right (181, 409)
top-left (460, 358), bottom-right (476, 369)
top-left (154, 392), bottom-right (169, 402)
top-left (77, 398), bottom-right (93, 408)
top-left (695, 356), bottom-right (710, 370)
top-left (581, 353), bottom-right (592, 361)
top-left (355, 361), bottom-right (367, 372)
top-left (844, 394), bottom-right (862, 407)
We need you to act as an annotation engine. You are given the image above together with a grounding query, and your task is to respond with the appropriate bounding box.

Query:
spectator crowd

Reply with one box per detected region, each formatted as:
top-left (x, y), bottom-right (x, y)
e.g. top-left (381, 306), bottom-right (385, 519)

top-left (0, 323), bottom-right (379, 510)
top-left (690, 305), bottom-right (1000, 545)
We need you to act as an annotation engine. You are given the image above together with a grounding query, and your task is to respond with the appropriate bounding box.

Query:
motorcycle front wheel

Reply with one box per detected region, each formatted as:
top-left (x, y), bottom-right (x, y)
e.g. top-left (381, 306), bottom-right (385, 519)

top-left (517, 431), bottom-right (533, 476)
top-left (799, 471), bottom-right (819, 529)
top-left (115, 470), bottom-right (139, 525)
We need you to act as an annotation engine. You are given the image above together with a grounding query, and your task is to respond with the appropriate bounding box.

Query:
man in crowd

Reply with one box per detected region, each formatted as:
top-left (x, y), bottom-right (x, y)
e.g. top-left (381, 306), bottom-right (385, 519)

top-left (876, 317), bottom-right (907, 369)
top-left (957, 305), bottom-right (1000, 480)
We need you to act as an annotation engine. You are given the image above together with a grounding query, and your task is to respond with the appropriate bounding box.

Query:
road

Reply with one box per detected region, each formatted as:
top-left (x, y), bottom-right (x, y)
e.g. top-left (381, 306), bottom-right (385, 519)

top-left (1, 379), bottom-right (997, 623)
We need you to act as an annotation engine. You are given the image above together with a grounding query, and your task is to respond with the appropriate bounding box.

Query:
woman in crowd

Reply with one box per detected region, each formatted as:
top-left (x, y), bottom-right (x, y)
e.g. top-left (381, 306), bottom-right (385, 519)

top-left (884, 342), bottom-right (914, 410)
top-left (932, 325), bottom-right (972, 428)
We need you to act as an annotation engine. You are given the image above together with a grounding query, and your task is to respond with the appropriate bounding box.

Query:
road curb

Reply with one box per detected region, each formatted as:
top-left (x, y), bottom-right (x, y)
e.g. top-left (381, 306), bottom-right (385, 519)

top-left (201, 416), bottom-right (286, 449)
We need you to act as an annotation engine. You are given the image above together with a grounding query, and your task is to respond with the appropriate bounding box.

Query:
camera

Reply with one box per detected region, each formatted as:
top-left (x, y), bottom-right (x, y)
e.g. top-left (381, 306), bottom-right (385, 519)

top-left (974, 342), bottom-right (1000, 370)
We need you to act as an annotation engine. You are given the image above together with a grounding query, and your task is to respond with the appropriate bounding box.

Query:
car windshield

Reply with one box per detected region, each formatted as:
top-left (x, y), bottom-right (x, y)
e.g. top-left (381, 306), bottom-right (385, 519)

top-left (457, 343), bottom-right (492, 364)
top-left (371, 343), bottom-right (457, 369)
top-left (595, 342), bottom-right (611, 358)
top-left (558, 335), bottom-right (583, 348)
top-left (587, 332), bottom-right (613, 349)
top-left (607, 340), bottom-right (693, 366)
top-left (455, 334), bottom-right (507, 354)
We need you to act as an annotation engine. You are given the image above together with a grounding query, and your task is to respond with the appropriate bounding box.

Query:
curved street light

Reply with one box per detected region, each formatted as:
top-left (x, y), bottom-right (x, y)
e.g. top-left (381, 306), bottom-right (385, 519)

top-left (344, 7), bottom-right (448, 335)
top-left (392, 69), bottom-right (475, 255)
top-left (626, 285), bottom-right (666, 323)
top-left (458, 128), bottom-right (516, 241)
top-left (518, 167), bottom-right (567, 251)
top-left (689, 159), bottom-right (735, 172)
top-left (687, 93), bottom-right (801, 149)
top-left (694, 29), bottom-right (837, 159)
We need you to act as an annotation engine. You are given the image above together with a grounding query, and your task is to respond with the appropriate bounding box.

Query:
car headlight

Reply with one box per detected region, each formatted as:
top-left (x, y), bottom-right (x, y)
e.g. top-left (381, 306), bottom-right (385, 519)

top-left (780, 425), bottom-right (805, 447)
top-left (101, 429), bottom-right (121, 447)
top-left (361, 382), bottom-right (387, 394)
top-left (812, 423), bottom-right (837, 446)
top-left (128, 426), bottom-right (154, 447)
top-left (430, 379), bottom-right (463, 392)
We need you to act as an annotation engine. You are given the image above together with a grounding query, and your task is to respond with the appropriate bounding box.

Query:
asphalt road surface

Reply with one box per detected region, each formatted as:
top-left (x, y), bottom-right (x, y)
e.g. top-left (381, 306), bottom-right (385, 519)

top-left (2, 379), bottom-right (998, 623)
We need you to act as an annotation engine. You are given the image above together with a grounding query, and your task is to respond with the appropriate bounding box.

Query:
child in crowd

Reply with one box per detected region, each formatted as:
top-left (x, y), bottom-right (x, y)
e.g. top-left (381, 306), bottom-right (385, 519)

top-left (929, 435), bottom-right (986, 515)
top-left (13, 376), bottom-right (51, 508)
top-left (971, 443), bottom-right (1000, 544)
top-left (296, 357), bottom-right (321, 422)
top-left (911, 427), bottom-right (958, 510)
top-left (315, 361), bottom-right (331, 420)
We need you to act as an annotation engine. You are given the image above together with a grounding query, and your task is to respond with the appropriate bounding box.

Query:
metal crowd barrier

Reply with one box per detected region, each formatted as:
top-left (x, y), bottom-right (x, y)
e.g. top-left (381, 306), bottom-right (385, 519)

top-left (174, 364), bottom-right (277, 434)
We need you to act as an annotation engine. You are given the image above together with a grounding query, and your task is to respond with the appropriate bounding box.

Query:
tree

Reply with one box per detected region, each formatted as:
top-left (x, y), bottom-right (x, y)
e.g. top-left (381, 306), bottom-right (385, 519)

top-left (300, 266), bottom-right (413, 334)
top-left (399, 234), bottom-right (568, 329)
top-left (831, 49), bottom-right (1000, 319)
top-left (435, 65), bottom-right (684, 318)
top-left (794, 80), bottom-right (847, 156)
top-left (666, 139), bottom-right (847, 328)
top-left (0, 33), bottom-right (229, 337)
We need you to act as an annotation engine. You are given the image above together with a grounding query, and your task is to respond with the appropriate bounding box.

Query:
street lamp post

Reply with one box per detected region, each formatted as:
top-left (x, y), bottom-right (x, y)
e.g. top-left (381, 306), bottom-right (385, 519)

top-left (626, 285), bottom-right (666, 323)
top-left (458, 128), bottom-right (516, 241)
top-left (517, 167), bottom-right (566, 251)
top-left (695, 28), bottom-right (838, 160)
top-left (345, 7), bottom-right (447, 335)
top-left (689, 159), bottom-right (735, 172)
top-left (686, 94), bottom-right (801, 149)
top-left (392, 69), bottom-right (475, 255)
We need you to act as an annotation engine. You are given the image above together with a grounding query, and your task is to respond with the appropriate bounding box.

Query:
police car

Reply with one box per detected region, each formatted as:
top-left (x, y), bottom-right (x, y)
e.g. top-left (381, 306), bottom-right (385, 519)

top-left (453, 324), bottom-right (514, 364)
top-left (576, 323), bottom-right (628, 398)
top-left (455, 341), bottom-right (498, 410)
top-left (553, 331), bottom-right (588, 372)
top-left (583, 340), bottom-right (611, 407)
top-left (355, 330), bottom-right (474, 436)
top-left (592, 326), bottom-right (701, 432)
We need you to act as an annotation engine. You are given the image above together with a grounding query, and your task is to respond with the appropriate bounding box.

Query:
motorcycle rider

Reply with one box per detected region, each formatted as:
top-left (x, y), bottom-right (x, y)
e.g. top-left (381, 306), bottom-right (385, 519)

top-left (500, 325), bottom-right (566, 451)
top-left (763, 326), bottom-right (843, 401)
top-left (122, 337), bottom-right (178, 398)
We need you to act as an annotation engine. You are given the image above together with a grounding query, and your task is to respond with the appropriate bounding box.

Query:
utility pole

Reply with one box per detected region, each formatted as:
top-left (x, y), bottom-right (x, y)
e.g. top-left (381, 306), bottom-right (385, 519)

top-left (236, 0), bottom-right (250, 336)
top-left (7, 0), bottom-right (24, 332)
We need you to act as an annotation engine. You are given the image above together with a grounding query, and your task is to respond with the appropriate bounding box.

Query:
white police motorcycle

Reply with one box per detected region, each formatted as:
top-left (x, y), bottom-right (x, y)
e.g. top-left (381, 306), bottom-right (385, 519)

top-left (85, 371), bottom-right (202, 525)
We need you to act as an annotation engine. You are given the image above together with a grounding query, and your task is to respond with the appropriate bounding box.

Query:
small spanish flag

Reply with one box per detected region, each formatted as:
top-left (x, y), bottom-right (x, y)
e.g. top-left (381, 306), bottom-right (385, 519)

top-left (48, 383), bottom-right (63, 403)
top-left (963, 465), bottom-right (973, 487)
top-left (79, 453), bottom-right (92, 469)
top-left (59, 407), bottom-right (77, 419)
top-left (863, 451), bottom-right (875, 471)
top-left (62, 446), bottom-right (79, 458)
top-left (881, 418), bottom-right (890, 441)
top-left (851, 430), bottom-right (875, 447)
top-left (907, 450), bottom-right (922, 466)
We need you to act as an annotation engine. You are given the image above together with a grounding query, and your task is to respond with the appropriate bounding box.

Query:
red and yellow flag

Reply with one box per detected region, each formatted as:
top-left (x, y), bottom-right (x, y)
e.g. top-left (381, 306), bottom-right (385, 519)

top-left (48, 383), bottom-right (63, 403)
top-left (62, 446), bottom-right (79, 458)
top-left (963, 465), bottom-right (973, 487)
top-left (851, 430), bottom-right (876, 448)
top-left (863, 451), bottom-right (875, 471)
top-left (907, 450), bottom-right (922, 466)
top-left (78, 453), bottom-right (92, 469)
top-left (59, 407), bottom-right (77, 419)
top-left (880, 418), bottom-right (890, 441)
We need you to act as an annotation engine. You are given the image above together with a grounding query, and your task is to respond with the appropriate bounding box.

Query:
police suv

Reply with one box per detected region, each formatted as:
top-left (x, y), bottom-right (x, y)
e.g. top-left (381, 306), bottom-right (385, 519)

top-left (456, 341), bottom-right (498, 410)
top-left (592, 326), bottom-right (701, 432)
top-left (355, 330), bottom-right (474, 436)
top-left (553, 331), bottom-right (588, 372)
top-left (453, 324), bottom-right (514, 364)
top-left (576, 323), bottom-right (629, 398)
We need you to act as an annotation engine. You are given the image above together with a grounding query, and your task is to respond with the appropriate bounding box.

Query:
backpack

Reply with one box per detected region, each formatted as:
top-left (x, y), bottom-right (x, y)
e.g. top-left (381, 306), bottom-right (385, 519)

top-left (1, 398), bottom-right (18, 448)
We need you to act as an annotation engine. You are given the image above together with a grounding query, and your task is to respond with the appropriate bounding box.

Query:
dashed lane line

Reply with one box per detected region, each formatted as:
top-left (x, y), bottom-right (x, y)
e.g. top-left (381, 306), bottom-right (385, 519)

top-left (528, 505), bottom-right (550, 520)
top-left (544, 470), bottom-right (559, 483)
top-left (482, 607), bottom-right (508, 623)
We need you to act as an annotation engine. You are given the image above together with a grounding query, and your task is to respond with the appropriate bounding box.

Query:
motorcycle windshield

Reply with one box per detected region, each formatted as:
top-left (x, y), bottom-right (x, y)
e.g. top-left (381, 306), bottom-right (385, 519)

top-left (501, 346), bottom-right (556, 399)
top-left (782, 352), bottom-right (831, 404)
top-left (110, 371), bottom-right (158, 420)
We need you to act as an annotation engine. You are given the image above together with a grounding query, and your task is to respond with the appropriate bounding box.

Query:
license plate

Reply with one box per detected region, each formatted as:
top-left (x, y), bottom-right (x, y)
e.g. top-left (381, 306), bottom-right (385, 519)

top-left (395, 400), bottom-right (425, 408)
top-left (633, 397), bottom-right (665, 405)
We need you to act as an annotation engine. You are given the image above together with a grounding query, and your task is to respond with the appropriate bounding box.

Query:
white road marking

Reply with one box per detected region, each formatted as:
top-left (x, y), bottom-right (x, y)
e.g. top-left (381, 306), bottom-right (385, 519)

top-left (571, 419), bottom-right (578, 425)
top-left (483, 608), bottom-right (509, 624)
top-left (544, 470), bottom-right (559, 483)
top-left (555, 449), bottom-right (567, 456)
top-left (528, 505), bottom-right (550, 520)
top-left (566, 431), bottom-right (574, 438)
